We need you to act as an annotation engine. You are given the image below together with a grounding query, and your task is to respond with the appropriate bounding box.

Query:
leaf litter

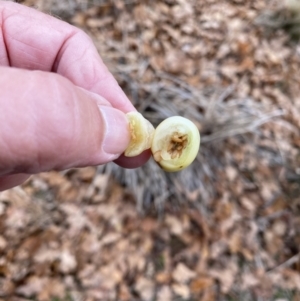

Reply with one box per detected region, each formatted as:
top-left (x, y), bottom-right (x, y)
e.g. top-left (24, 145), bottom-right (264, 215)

top-left (1, 0), bottom-right (300, 300)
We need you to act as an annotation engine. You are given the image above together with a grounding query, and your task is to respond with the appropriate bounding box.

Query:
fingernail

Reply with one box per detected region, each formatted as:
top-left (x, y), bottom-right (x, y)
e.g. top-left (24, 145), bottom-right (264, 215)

top-left (99, 106), bottom-right (130, 155)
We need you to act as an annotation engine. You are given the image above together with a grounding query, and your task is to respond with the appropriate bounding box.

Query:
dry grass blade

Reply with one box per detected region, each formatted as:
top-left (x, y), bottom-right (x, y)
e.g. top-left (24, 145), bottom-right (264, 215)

top-left (268, 252), bottom-right (300, 272)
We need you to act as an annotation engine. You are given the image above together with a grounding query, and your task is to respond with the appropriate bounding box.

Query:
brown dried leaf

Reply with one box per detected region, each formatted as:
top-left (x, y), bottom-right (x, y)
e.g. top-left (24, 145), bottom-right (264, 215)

top-left (157, 285), bottom-right (172, 301)
top-left (172, 283), bottom-right (190, 299)
top-left (190, 276), bottom-right (214, 293)
top-left (134, 277), bottom-right (155, 301)
top-left (172, 263), bottom-right (196, 284)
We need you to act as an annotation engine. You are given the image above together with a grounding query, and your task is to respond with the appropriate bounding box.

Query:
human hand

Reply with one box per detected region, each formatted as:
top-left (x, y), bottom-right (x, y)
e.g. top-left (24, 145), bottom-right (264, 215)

top-left (0, 1), bottom-right (150, 191)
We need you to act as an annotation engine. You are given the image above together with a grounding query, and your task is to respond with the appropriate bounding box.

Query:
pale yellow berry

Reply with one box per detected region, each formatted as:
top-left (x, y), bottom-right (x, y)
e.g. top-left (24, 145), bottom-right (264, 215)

top-left (124, 112), bottom-right (155, 157)
top-left (151, 116), bottom-right (200, 172)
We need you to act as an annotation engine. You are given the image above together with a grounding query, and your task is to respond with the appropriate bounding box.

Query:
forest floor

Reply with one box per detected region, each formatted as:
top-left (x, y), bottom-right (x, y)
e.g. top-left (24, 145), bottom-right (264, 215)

top-left (1, 0), bottom-right (300, 300)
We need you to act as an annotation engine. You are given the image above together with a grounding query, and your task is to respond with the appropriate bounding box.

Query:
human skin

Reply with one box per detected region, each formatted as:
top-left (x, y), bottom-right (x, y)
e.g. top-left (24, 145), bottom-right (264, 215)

top-left (0, 1), bottom-right (150, 191)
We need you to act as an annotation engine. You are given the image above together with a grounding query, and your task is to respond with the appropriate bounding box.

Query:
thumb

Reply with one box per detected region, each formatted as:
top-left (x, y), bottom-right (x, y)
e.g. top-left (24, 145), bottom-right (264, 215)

top-left (0, 67), bottom-right (130, 175)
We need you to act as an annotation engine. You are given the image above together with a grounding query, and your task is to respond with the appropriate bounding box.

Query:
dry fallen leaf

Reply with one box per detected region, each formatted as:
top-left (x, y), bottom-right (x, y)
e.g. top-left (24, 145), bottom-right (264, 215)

top-left (134, 277), bottom-right (155, 301)
top-left (157, 285), bottom-right (172, 301)
top-left (190, 276), bottom-right (214, 293)
top-left (172, 283), bottom-right (190, 299)
top-left (172, 262), bottom-right (197, 284)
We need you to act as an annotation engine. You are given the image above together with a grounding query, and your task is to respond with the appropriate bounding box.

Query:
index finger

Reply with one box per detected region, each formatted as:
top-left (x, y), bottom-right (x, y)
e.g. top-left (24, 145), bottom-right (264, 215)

top-left (0, 1), bottom-right (135, 113)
